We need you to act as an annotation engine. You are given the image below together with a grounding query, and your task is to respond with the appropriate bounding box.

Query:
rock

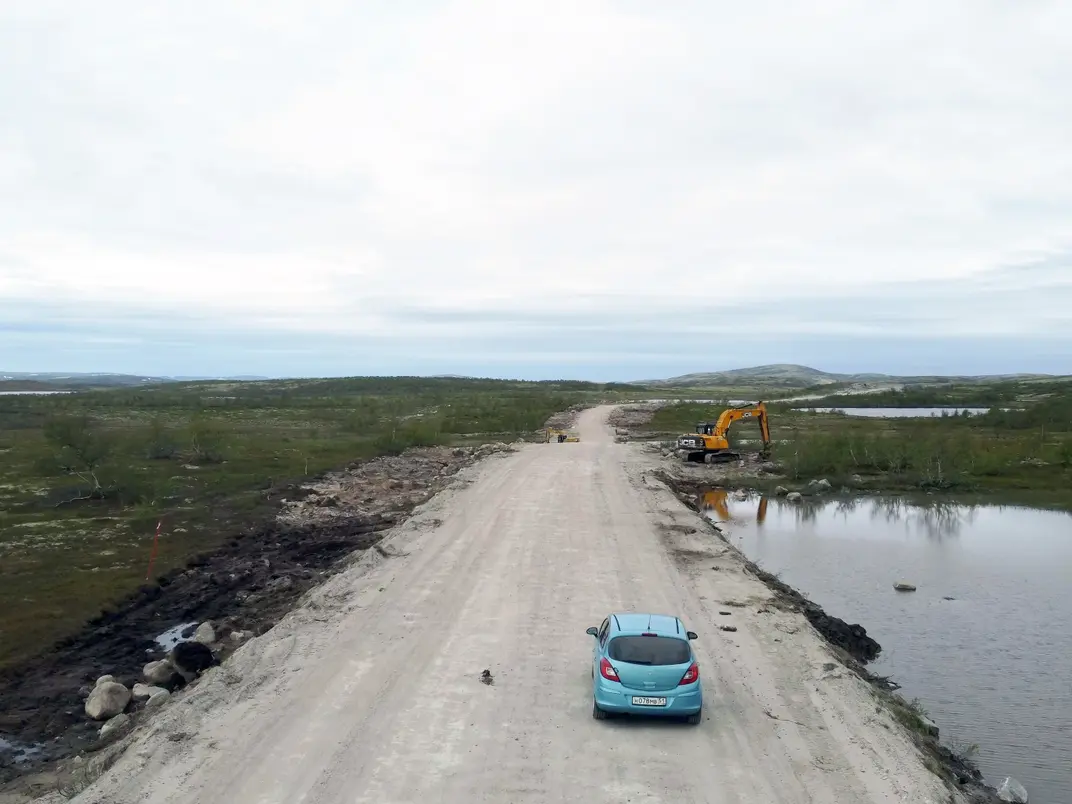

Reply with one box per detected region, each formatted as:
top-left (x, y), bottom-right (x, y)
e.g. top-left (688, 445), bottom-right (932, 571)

top-left (170, 641), bottom-right (216, 677)
top-left (192, 622), bottom-right (216, 645)
top-left (997, 776), bottom-right (1029, 803)
top-left (95, 674), bottom-right (116, 687)
top-left (893, 582), bottom-right (917, 592)
top-left (230, 630), bottom-right (249, 644)
top-left (144, 659), bottom-right (175, 684)
top-left (146, 690), bottom-right (171, 709)
top-left (98, 713), bottom-right (130, 739)
top-left (802, 602), bottom-right (881, 663)
top-left (774, 486), bottom-right (789, 496)
top-left (786, 492), bottom-right (803, 503)
top-left (132, 683), bottom-right (166, 701)
top-left (805, 478), bottom-right (832, 493)
top-left (851, 474), bottom-right (864, 484)
top-left (85, 682), bottom-right (131, 720)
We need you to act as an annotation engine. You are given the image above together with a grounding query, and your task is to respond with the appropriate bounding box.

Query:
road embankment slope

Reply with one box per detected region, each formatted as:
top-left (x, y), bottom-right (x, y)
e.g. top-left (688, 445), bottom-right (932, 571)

top-left (71, 406), bottom-right (950, 804)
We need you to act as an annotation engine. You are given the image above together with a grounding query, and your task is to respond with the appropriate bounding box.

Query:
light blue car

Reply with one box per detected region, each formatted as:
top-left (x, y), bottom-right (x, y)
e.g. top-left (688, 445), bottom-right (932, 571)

top-left (586, 612), bottom-right (702, 724)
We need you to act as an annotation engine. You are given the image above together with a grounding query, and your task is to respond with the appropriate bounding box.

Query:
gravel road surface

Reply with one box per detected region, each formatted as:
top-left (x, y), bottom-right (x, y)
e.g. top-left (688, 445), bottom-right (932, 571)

top-left (72, 407), bottom-right (949, 803)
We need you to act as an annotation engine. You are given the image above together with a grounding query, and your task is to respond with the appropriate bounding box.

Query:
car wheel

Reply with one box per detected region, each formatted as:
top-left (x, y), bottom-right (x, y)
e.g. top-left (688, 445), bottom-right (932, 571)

top-left (686, 709), bottom-right (702, 725)
top-left (592, 702), bottom-right (607, 721)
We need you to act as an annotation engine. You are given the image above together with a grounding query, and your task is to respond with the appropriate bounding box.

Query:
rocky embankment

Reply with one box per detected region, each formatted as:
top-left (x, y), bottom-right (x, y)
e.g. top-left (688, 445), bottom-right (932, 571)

top-left (0, 442), bottom-right (515, 795)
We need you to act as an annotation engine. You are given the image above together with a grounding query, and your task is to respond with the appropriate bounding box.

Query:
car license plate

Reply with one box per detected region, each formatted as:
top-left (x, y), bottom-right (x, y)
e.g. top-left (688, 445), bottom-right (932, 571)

top-left (631, 696), bottom-right (667, 706)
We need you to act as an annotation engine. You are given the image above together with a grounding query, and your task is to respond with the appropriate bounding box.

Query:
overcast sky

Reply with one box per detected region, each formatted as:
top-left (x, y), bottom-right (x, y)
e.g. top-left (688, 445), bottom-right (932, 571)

top-left (2, 1), bottom-right (1070, 380)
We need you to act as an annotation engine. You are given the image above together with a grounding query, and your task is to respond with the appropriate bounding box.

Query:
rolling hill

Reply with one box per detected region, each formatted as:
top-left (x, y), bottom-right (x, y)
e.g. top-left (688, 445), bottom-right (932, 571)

top-left (634, 364), bottom-right (1058, 388)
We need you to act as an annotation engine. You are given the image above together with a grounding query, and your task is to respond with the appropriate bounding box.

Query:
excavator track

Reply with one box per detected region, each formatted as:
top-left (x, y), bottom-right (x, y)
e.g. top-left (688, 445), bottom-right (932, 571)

top-left (683, 451), bottom-right (739, 464)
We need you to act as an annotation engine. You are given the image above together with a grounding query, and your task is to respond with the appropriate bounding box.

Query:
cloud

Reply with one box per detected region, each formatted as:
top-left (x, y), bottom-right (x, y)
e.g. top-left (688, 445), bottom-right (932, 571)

top-left (1, 1), bottom-right (1071, 377)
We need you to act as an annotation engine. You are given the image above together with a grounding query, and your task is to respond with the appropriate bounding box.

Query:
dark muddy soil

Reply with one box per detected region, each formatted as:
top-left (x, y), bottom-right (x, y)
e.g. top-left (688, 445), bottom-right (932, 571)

top-left (0, 443), bottom-right (512, 787)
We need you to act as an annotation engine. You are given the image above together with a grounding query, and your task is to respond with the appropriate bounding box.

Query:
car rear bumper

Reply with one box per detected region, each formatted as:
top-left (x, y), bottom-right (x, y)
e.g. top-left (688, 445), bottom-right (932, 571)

top-left (594, 678), bottom-right (702, 716)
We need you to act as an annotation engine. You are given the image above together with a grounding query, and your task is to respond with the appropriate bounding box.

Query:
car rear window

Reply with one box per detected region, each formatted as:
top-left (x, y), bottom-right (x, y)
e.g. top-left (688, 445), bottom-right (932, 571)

top-left (608, 635), bottom-right (690, 666)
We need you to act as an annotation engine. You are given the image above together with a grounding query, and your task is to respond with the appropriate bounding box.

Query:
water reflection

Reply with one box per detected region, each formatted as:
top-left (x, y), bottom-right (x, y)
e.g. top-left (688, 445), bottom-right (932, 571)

top-left (700, 489), bottom-right (767, 525)
top-left (701, 490), bottom-right (976, 540)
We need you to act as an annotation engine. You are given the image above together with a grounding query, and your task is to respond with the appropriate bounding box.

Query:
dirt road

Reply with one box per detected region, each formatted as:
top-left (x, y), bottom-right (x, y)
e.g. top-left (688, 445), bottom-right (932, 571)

top-left (73, 407), bottom-right (949, 803)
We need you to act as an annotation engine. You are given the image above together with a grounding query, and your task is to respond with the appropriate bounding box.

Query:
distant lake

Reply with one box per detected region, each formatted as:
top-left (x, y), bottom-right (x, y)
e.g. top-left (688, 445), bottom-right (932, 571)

top-left (795, 407), bottom-right (992, 418)
top-left (0, 390), bottom-right (73, 396)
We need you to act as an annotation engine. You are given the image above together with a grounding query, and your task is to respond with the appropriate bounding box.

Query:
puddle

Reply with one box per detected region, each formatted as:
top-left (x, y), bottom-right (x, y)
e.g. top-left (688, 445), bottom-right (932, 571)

top-left (0, 736), bottom-right (44, 763)
top-left (703, 490), bottom-right (1072, 803)
top-left (154, 622), bottom-right (198, 651)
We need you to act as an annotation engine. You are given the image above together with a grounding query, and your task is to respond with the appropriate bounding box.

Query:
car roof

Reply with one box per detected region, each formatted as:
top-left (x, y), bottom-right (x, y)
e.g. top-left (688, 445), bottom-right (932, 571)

top-left (610, 612), bottom-right (683, 637)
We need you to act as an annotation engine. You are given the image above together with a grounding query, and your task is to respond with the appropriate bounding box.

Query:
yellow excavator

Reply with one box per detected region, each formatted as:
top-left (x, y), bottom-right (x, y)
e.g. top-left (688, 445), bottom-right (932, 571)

top-left (545, 428), bottom-right (580, 443)
top-left (676, 401), bottom-right (771, 463)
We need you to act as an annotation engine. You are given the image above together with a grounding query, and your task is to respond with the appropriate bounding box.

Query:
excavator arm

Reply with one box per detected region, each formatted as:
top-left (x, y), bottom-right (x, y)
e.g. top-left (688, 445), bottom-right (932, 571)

top-left (714, 402), bottom-right (771, 448)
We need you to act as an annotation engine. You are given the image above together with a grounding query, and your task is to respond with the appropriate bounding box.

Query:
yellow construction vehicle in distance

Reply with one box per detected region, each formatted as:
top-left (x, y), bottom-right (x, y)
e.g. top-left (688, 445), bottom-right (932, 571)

top-left (545, 428), bottom-right (580, 443)
top-left (676, 402), bottom-right (771, 463)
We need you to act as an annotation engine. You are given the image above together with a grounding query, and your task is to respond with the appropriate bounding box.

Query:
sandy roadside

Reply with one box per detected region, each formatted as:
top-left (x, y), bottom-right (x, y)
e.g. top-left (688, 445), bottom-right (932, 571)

top-left (34, 406), bottom-right (955, 803)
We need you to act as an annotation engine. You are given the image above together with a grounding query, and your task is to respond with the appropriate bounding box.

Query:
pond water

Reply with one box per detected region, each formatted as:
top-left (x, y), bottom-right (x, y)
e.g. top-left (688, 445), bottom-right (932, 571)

top-left (154, 622), bottom-right (198, 651)
top-left (0, 390), bottom-right (72, 396)
top-left (702, 491), bottom-right (1072, 804)
top-left (793, 406), bottom-right (993, 418)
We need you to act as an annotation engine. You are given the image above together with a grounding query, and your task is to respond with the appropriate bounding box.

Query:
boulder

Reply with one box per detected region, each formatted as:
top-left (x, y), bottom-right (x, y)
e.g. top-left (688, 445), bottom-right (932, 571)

top-left (786, 492), bottom-right (803, 503)
top-left (144, 659), bottom-right (175, 684)
top-left (893, 582), bottom-right (917, 592)
top-left (802, 603), bottom-right (881, 663)
top-left (170, 641), bottom-right (216, 677)
top-left (997, 776), bottom-right (1029, 803)
top-left (774, 486), bottom-right (789, 496)
top-left (146, 690), bottom-right (171, 709)
top-left (132, 683), bottom-right (167, 701)
top-left (98, 713), bottom-right (130, 739)
top-left (805, 478), bottom-right (832, 493)
top-left (85, 682), bottom-right (131, 720)
top-left (230, 630), bottom-right (249, 644)
top-left (192, 622), bottom-right (216, 645)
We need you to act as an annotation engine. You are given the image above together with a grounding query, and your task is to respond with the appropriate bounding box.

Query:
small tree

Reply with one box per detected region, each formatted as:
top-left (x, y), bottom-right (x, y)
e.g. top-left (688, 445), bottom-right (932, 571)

top-left (42, 415), bottom-right (116, 498)
top-left (188, 414), bottom-right (225, 464)
top-left (145, 416), bottom-right (178, 459)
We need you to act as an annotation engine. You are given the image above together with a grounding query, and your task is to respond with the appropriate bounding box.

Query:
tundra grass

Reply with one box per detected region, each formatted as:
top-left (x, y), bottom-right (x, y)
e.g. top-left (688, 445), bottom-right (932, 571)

top-left (0, 376), bottom-right (628, 669)
top-left (640, 398), bottom-right (1072, 509)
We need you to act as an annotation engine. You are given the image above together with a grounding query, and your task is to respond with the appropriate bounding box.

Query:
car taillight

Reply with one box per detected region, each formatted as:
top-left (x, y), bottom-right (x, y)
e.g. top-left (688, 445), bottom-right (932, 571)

top-left (678, 662), bottom-right (699, 685)
top-left (599, 657), bottom-right (619, 681)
